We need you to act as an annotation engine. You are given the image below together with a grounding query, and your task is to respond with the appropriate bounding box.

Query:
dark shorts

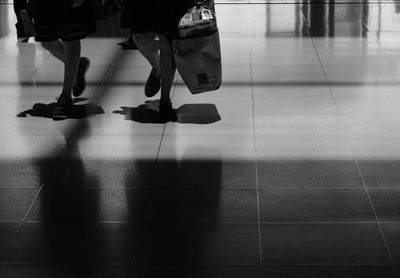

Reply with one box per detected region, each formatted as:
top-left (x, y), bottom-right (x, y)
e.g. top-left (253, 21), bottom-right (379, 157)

top-left (31, 0), bottom-right (96, 42)
top-left (126, 0), bottom-right (192, 39)
top-left (128, 0), bottom-right (159, 34)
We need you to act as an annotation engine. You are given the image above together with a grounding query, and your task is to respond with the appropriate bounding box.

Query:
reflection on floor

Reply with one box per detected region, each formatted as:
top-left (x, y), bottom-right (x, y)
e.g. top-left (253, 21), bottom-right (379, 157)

top-left (2, 1), bottom-right (400, 277)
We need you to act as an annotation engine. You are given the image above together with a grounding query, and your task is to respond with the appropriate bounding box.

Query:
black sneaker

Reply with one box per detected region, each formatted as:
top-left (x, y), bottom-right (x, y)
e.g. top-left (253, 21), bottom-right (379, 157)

top-left (145, 70), bottom-right (161, 98)
top-left (52, 95), bottom-right (73, 120)
top-left (19, 10), bottom-right (35, 37)
top-left (73, 57), bottom-right (90, 97)
top-left (159, 101), bottom-right (177, 122)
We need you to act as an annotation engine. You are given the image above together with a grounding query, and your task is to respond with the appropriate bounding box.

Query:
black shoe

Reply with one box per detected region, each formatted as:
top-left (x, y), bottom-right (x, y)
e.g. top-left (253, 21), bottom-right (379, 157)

top-left (73, 57), bottom-right (90, 97)
top-left (53, 95), bottom-right (73, 120)
top-left (145, 70), bottom-right (161, 98)
top-left (19, 10), bottom-right (35, 37)
top-left (159, 101), bottom-right (177, 122)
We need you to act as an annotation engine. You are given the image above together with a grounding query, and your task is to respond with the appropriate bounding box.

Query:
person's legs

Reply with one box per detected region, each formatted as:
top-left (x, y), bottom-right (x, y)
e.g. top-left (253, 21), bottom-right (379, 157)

top-left (158, 35), bottom-right (177, 122)
top-left (61, 40), bottom-right (81, 97)
top-left (41, 40), bottom-right (65, 62)
top-left (159, 35), bottom-right (175, 104)
top-left (41, 39), bottom-right (88, 98)
top-left (41, 39), bottom-right (81, 119)
top-left (133, 31), bottom-right (162, 97)
top-left (133, 31), bottom-right (160, 75)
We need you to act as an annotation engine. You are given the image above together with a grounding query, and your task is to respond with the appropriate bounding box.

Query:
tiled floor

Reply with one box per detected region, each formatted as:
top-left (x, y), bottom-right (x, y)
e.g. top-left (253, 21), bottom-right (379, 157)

top-left (1, 0), bottom-right (400, 277)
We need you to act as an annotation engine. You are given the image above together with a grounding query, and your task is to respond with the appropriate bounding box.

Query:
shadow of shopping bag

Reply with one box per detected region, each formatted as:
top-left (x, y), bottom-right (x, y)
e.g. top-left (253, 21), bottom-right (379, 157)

top-left (173, 30), bottom-right (222, 94)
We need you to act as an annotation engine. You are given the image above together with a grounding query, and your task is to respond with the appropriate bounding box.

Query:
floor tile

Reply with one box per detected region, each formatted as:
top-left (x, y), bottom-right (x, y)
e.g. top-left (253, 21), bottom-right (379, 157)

top-left (254, 114), bottom-right (344, 136)
top-left (129, 265), bottom-right (260, 278)
top-left (0, 159), bottom-right (55, 188)
top-left (262, 265), bottom-right (396, 278)
top-left (152, 159), bottom-right (257, 189)
top-left (164, 114), bottom-right (253, 136)
top-left (369, 190), bottom-right (400, 222)
top-left (0, 264), bottom-right (128, 278)
top-left (158, 135), bottom-right (255, 161)
top-left (62, 135), bottom-right (162, 161)
top-left (0, 189), bottom-right (38, 221)
top-left (358, 160), bottom-right (400, 189)
top-left (253, 86), bottom-right (337, 115)
top-left (259, 189), bottom-right (375, 222)
top-left (143, 189), bottom-right (258, 223)
top-left (257, 160), bottom-right (363, 189)
top-left (132, 224), bottom-right (260, 265)
top-left (350, 136), bottom-right (400, 160)
top-left (256, 135), bottom-right (354, 160)
top-left (380, 223), bottom-right (400, 265)
top-left (0, 135), bottom-right (66, 160)
top-left (5, 223), bottom-right (138, 264)
top-left (44, 158), bottom-right (155, 189)
top-left (0, 223), bottom-right (20, 261)
top-left (261, 224), bottom-right (390, 264)
top-left (26, 188), bottom-right (147, 223)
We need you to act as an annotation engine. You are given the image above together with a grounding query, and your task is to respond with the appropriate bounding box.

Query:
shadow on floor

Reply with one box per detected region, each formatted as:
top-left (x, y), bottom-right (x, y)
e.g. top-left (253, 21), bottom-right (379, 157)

top-left (16, 98), bottom-right (105, 120)
top-left (113, 100), bottom-right (221, 124)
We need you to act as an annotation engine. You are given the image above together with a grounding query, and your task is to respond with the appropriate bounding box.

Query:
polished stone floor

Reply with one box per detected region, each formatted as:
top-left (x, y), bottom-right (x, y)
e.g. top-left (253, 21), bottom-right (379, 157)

top-left (1, 1), bottom-right (400, 277)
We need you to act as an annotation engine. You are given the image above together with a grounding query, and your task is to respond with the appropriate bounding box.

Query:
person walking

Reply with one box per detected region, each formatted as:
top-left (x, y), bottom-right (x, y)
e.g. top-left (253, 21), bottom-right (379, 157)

top-left (129, 0), bottom-right (192, 122)
top-left (30, 0), bottom-right (96, 120)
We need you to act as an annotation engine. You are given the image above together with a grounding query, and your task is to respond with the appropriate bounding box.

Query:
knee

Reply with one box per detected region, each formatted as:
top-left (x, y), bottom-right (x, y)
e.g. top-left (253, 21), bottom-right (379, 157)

top-left (62, 40), bottom-right (81, 51)
top-left (41, 40), bottom-right (58, 51)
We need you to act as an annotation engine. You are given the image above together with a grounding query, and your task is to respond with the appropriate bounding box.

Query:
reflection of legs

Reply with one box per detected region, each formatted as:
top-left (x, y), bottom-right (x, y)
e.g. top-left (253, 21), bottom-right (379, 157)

top-left (159, 35), bottom-right (177, 122)
top-left (133, 31), bottom-right (160, 75)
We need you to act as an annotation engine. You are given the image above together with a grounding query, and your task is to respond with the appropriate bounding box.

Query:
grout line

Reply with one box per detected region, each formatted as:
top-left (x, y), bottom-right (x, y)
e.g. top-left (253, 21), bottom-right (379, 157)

top-left (299, 5), bottom-right (339, 113)
top-left (16, 221), bottom-right (388, 225)
top-left (247, 4), bottom-right (264, 276)
top-left (354, 160), bottom-right (400, 277)
top-left (0, 262), bottom-right (391, 268)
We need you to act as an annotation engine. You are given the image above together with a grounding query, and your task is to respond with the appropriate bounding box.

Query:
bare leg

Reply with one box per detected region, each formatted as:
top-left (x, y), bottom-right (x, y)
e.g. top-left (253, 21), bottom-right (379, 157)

top-left (42, 40), bottom-right (80, 119)
top-left (41, 40), bottom-right (65, 62)
top-left (132, 31), bottom-right (160, 75)
top-left (157, 35), bottom-right (177, 122)
top-left (61, 40), bottom-right (81, 97)
top-left (159, 35), bottom-right (176, 103)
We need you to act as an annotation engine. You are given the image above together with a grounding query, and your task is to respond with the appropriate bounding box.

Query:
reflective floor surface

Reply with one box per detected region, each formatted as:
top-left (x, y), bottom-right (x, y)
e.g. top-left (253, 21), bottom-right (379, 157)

top-left (2, 1), bottom-right (400, 277)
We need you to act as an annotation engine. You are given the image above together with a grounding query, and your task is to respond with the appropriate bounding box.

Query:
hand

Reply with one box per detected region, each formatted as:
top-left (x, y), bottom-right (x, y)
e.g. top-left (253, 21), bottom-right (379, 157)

top-left (71, 0), bottom-right (85, 8)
